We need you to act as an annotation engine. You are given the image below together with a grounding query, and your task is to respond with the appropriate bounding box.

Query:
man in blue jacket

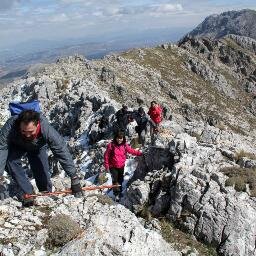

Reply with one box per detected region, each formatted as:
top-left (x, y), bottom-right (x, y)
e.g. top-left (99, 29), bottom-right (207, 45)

top-left (0, 110), bottom-right (83, 206)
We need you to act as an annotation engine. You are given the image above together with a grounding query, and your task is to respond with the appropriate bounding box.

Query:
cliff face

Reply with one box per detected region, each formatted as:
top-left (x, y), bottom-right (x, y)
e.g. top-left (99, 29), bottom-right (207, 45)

top-left (186, 9), bottom-right (256, 40)
top-left (0, 33), bottom-right (256, 255)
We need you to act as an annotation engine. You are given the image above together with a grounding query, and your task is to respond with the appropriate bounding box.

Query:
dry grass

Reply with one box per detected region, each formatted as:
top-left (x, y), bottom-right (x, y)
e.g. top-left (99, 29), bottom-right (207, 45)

top-left (221, 167), bottom-right (256, 196)
top-left (56, 78), bottom-right (69, 91)
top-left (137, 203), bottom-right (152, 221)
top-left (160, 219), bottom-right (217, 256)
top-left (130, 137), bottom-right (140, 149)
top-left (190, 131), bottom-right (201, 142)
top-left (235, 150), bottom-right (256, 161)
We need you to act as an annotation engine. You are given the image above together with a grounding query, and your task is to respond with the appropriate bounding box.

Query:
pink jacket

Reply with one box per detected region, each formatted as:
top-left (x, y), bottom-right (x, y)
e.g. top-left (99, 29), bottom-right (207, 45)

top-left (104, 142), bottom-right (142, 169)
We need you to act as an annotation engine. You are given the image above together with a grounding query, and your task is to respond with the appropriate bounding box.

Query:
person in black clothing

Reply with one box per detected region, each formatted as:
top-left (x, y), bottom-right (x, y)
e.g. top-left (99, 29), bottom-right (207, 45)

top-left (88, 116), bottom-right (111, 145)
top-left (132, 107), bottom-right (149, 146)
top-left (113, 105), bottom-right (132, 134)
top-left (98, 116), bottom-right (110, 141)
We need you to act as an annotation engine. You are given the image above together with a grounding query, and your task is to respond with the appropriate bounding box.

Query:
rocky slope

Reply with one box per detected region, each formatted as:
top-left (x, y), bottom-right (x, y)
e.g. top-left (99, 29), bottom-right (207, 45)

top-left (0, 191), bottom-right (181, 256)
top-left (0, 33), bottom-right (256, 255)
top-left (186, 9), bottom-right (256, 40)
top-left (125, 130), bottom-right (256, 255)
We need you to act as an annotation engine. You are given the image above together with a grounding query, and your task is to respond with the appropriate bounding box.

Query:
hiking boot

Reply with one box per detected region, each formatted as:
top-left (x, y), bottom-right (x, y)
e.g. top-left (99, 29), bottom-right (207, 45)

top-left (22, 197), bottom-right (35, 207)
top-left (115, 195), bottom-right (120, 202)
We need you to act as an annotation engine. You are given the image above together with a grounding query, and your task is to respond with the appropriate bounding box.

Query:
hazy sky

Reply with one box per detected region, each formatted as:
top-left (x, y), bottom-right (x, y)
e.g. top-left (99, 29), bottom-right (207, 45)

top-left (0, 0), bottom-right (255, 49)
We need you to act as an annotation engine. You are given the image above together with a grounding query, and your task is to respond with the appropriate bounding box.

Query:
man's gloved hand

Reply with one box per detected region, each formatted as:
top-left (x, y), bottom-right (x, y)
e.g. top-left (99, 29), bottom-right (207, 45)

top-left (0, 176), bottom-right (9, 201)
top-left (22, 195), bottom-right (34, 207)
top-left (71, 176), bottom-right (84, 198)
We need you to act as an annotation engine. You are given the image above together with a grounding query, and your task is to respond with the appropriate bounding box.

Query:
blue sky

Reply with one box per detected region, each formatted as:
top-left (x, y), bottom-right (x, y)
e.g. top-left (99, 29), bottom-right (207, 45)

top-left (0, 0), bottom-right (255, 49)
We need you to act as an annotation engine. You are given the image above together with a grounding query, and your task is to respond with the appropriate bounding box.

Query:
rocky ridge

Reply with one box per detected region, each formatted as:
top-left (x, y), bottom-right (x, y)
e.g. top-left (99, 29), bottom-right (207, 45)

top-left (186, 9), bottom-right (256, 40)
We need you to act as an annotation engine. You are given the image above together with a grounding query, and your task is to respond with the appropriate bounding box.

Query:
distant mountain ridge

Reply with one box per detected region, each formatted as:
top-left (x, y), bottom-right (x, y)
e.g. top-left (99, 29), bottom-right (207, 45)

top-left (186, 9), bottom-right (256, 40)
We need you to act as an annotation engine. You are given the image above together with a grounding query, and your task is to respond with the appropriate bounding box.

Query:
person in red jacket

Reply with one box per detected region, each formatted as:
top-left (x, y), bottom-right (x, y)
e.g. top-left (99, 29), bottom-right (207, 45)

top-left (104, 131), bottom-right (142, 201)
top-left (148, 101), bottom-right (162, 135)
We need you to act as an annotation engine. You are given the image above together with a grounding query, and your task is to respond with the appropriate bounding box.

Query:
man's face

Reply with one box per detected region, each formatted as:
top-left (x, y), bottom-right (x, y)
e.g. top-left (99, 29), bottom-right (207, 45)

top-left (20, 121), bottom-right (38, 141)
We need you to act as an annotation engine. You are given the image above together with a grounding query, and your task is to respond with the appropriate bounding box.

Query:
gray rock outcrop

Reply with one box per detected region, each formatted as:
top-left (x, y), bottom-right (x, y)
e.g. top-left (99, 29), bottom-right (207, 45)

top-left (124, 128), bottom-right (256, 256)
top-left (0, 194), bottom-right (180, 256)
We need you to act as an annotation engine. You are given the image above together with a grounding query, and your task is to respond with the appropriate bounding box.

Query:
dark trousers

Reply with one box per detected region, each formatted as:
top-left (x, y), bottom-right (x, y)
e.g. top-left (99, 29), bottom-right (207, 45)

top-left (136, 126), bottom-right (147, 146)
top-left (6, 146), bottom-right (52, 195)
top-left (110, 167), bottom-right (124, 196)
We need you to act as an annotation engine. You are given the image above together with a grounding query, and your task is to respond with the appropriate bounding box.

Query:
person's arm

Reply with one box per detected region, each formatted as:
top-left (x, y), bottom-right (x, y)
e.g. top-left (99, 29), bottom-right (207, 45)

top-left (125, 144), bottom-right (143, 156)
top-left (0, 117), bottom-right (15, 175)
top-left (42, 118), bottom-right (77, 178)
top-left (104, 143), bottom-right (111, 171)
top-left (42, 118), bottom-right (83, 197)
top-left (155, 106), bottom-right (162, 115)
top-left (127, 111), bottom-right (134, 123)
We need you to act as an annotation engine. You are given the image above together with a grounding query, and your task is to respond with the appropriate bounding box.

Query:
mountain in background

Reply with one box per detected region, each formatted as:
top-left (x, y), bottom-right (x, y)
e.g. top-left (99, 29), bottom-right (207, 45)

top-left (186, 9), bottom-right (256, 39)
top-left (3, 8), bottom-right (256, 86)
top-left (0, 27), bottom-right (189, 86)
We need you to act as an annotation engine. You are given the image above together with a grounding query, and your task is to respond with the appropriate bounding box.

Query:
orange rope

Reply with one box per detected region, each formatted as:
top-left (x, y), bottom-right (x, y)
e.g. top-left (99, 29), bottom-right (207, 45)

top-left (23, 184), bottom-right (120, 199)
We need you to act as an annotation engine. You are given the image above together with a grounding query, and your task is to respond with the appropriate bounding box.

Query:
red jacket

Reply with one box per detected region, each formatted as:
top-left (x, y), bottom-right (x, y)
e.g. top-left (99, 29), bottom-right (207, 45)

top-left (104, 142), bottom-right (142, 170)
top-left (148, 105), bottom-right (162, 124)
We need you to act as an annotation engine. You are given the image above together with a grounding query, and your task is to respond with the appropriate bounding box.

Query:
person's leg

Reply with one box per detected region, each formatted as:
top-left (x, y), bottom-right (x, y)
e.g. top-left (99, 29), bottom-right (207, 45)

top-left (149, 119), bottom-right (156, 136)
top-left (140, 129), bottom-right (146, 146)
top-left (27, 146), bottom-right (52, 192)
top-left (154, 123), bottom-right (159, 133)
top-left (6, 148), bottom-right (33, 194)
top-left (110, 168), bottom-right (120, 196)
top-left (117, 167), bottom-right (124, 196)
top-left (149, 119), bottom-right (157, 143)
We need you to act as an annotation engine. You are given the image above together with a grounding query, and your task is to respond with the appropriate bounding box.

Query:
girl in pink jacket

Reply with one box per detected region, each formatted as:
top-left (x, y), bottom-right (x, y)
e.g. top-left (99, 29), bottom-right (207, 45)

top-left (104, 131), bottom-right (142, 201)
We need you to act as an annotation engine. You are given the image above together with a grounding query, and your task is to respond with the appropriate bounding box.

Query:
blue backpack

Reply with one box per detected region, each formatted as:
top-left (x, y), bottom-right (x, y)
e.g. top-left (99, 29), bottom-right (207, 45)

top-left (9, 100), bottom-right (41, 116)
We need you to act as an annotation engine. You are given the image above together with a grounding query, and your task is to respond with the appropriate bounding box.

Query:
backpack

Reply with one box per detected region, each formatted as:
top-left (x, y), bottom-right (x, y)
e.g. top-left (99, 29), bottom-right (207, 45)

top-left (9, 100), bottom-right (41, 116)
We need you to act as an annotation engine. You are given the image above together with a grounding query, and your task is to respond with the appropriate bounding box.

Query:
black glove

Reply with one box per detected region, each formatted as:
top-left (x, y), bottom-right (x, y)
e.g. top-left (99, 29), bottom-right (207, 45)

top-left (71, 176), bottom-right (84, 198)
top-left (0, 176), bottom-right (9, 200)
top-left (22, 195), bottom-right (34, 207)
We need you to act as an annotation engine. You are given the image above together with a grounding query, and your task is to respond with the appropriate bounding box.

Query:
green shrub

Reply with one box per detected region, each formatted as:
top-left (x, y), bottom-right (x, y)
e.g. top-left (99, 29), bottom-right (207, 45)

top-left (47, 214), bottom-right (82, 248)
top-left (86, 193), bottom-right (115, 206)
top-left (95, 194), bottom-right (115, 206)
